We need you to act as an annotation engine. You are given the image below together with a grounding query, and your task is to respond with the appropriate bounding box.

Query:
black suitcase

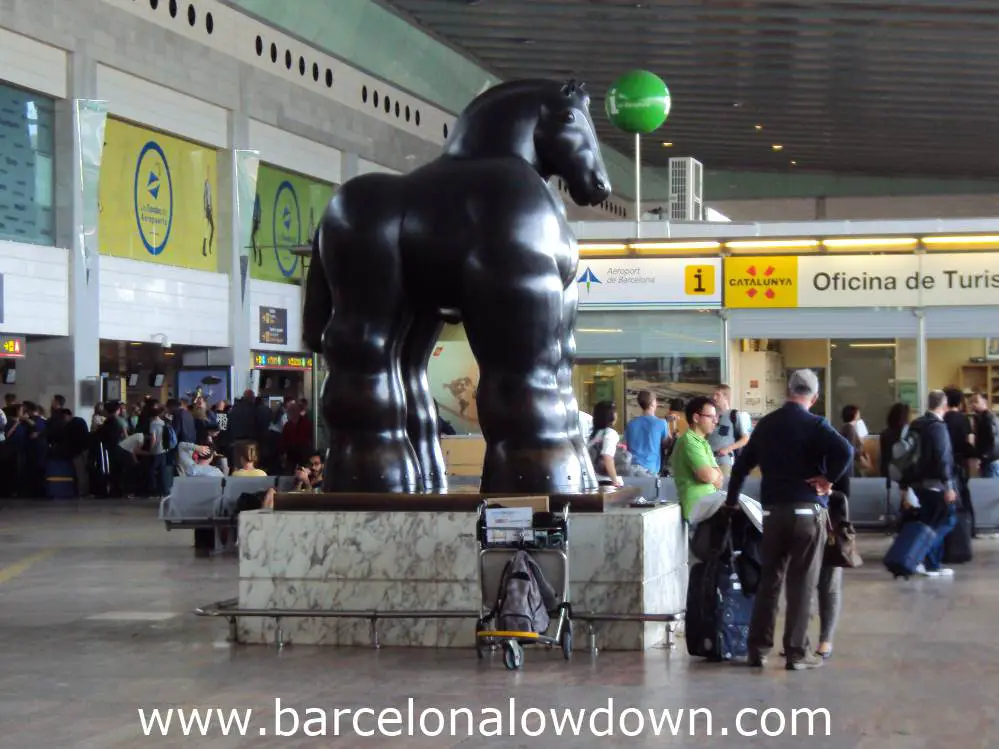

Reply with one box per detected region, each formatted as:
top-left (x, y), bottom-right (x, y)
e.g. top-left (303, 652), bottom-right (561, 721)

top-left (685, 559), bottom-right (754, 661)
top-left (943, 509), bottom-right (973, 565)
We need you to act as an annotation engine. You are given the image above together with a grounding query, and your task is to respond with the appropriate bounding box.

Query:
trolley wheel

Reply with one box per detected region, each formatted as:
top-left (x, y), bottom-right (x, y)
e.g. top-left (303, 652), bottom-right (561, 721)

top-left (502, 641), bottom-right (523, 670)
top-left (560, 620), bottom-right (573, 660)
top-left (475, 620), bottom-right (487, 660)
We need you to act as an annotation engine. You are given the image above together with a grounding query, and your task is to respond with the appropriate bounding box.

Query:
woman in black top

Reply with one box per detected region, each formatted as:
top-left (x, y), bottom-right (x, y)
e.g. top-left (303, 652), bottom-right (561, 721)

top-left (879, 402), bottom-right (911, 479)
top-left (880, 402), bottom-right (914, 524)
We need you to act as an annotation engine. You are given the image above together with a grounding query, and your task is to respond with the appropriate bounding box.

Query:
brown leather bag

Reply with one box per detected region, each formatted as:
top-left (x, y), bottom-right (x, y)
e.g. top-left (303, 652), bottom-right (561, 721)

top-left (824, 514), bottom-right (863, 568)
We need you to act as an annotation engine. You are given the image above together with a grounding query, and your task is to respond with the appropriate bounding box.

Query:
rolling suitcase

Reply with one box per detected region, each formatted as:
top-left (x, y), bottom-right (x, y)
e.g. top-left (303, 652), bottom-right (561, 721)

top-left (884, 520), bottom-right (936, 578)
top-left (45, 459), bottom-right (77, 498)
top-left (943, 509), bottom-right (973, 565)
top-left (685, 559), bottom-right (753, 661)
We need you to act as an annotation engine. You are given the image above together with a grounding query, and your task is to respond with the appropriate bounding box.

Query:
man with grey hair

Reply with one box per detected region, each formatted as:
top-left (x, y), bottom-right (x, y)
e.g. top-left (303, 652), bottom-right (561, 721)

top-left (726, 368), bottom-right (853, 671)
top-left (903, 389), bottom-right (959, 576)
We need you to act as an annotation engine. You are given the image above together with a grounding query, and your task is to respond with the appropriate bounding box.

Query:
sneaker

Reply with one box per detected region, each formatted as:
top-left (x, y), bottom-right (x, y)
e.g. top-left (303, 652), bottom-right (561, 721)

top-left (747, 654), bottom-right (768, 668)
top-left (915, 563), bottom-right (928, 575)
top-left (925, 568), bottom-right (955, 577)
top-left (786, 654), bottom-right (824, 671)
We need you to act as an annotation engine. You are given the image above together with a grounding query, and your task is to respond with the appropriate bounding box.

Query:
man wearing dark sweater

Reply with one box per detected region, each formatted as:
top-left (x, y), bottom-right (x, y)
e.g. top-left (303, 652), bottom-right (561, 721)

top-left (909, 390), bottom-right (959, 577)
top-left (726, 369), bottom-right (853, 671)
top-left (943, 388), bottom-right (975, 537)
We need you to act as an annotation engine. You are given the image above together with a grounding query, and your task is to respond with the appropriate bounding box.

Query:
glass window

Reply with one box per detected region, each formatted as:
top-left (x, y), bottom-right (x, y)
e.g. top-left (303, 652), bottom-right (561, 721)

top-left (0, 83), bottom-right (55, 245)
top-left (574, 311), bottom-right (723, 427)
top-left (829, 339), bottom-right (907, 434)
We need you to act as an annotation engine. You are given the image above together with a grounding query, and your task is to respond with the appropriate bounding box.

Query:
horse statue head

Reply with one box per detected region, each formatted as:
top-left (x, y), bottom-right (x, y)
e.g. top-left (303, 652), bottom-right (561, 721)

top-left (444, 79), bottom-right (612, 207)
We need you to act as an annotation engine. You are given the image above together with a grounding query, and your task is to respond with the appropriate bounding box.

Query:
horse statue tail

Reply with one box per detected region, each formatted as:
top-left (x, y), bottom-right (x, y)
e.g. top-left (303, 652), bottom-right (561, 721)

top-left (302, 226), bottom-right (330, 354)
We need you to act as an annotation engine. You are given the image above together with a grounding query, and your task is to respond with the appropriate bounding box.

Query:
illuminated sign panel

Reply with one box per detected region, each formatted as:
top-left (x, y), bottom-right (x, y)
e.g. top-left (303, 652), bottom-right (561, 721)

top-left (252, 352), bottom-right (313, 370)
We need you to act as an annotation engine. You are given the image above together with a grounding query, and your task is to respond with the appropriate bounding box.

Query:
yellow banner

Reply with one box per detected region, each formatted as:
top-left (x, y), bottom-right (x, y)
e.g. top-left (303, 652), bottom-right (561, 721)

top-left (724, 256), bottom-right (799, 308)
top-left (250, 164), bottom-right (334, 283)
top-left (98, 118), bottom-right (218, 271)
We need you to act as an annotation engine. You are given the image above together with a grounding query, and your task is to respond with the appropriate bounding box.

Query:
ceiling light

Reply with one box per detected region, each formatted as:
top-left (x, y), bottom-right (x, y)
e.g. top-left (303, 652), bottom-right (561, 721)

top-left (662, 141), bottom-right (673, 147)
top-left (923, 235), bottom-right (999, 245)
top-left (823, 237), bottom-right (918, 249)
top-left (771, 144), bottom-right (784, 151)
top-left (790, 160), bottom-right (797, 166)
top-left (725, 239), bottom-right (819, 250)
top-left (579, 243), bottom-right (629, 256)
top-left (754, 124), bottom-right (763, 131)
top-left (631, 241), bottom-right (721, 253)
top-left (577, 328), bottom-right (624, 334)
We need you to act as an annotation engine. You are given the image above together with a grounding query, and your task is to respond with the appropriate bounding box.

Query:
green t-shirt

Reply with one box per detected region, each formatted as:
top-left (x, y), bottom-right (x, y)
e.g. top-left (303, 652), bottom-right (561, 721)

top-left (669, 429), bottom-right (719, 519)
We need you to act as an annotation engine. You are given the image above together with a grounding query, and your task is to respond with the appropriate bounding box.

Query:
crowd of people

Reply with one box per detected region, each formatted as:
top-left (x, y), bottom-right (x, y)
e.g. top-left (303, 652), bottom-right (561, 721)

top-left (0, 390), bottom-right (317, 499)
top-left (0, 394), bottom-right (90, 497)
top-left (587, 374), bottom-right (999, 671)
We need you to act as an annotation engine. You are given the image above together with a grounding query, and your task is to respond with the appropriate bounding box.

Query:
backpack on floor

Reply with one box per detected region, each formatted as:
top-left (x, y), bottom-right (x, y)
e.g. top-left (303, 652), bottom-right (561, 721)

top-left (686, 516), bottom-right (754, 661)
top-left (492, 550), bottom-right (558, 635)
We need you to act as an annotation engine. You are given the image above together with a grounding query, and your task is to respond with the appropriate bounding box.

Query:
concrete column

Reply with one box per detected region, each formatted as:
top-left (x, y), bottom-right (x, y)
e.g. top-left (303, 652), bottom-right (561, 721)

top-left (218, 113), bottom-right (259, 398)
top-left (815, 196), bottom-right (827, 220)
top-left (341, 152), bottom-right (360, 183)
top-left (916, 309), bottom-right (927, 409)
top-left (719, 311), bottom-right (730, 387)
top-left (49, 45), bottom-right (104, 421)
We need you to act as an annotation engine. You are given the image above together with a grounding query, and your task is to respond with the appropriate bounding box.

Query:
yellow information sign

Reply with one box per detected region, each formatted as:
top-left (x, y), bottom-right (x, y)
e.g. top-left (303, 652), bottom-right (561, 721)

top-left (98, 118), bottom-right (218, 271)
top-left (684, 264), bottom-right (717, 296)
top-left (724, 256), bottom-right (799, 308)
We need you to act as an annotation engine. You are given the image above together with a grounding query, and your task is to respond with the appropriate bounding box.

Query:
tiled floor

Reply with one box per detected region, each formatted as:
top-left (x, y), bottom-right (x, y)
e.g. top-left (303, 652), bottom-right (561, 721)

top-left (1, 499), bottom-right (997, 748)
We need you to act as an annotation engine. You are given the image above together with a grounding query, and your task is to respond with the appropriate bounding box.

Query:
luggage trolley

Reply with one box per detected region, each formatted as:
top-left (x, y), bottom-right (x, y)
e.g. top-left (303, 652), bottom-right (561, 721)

top-left (474, 501), bottom-right (573, 670)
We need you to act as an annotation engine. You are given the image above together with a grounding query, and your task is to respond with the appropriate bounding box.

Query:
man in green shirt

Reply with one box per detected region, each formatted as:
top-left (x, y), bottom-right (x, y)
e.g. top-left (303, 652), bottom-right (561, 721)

top-left (670, 395), bottom-right (725, 519)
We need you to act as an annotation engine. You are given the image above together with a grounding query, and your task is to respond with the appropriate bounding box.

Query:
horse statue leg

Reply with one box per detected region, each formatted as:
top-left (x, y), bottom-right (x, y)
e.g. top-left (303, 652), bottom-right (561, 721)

top-left (557, 279), bottom-right (598, 491)
top-left (401, 312), bottom-right (447, 493)
top-left (462, 242), bottom-right (586, 495)
top-left (314, 209), bottom-right (422, 493)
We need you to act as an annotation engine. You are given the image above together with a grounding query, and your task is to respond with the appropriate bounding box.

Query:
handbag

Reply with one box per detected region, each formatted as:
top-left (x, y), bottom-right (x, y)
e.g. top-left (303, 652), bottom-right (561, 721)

top-left (823, 514), bottom-right (863, 568)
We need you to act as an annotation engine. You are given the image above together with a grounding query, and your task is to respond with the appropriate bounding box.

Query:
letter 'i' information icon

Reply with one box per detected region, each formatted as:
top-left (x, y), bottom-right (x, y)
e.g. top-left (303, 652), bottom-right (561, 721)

top-left (684, 264), bottom-right (715, 296)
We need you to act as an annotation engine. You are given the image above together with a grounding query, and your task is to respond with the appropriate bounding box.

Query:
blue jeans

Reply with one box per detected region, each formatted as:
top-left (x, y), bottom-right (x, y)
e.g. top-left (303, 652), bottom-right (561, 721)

top-left (982, 460), bottom-right (999, 479)
top-left (916, 489), bottom-right (958, 571)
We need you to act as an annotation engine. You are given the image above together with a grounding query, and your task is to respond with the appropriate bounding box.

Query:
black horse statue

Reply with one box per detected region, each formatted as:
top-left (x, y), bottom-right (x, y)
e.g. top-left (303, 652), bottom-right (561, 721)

top-left (303, 78), bottom-right (611, 495)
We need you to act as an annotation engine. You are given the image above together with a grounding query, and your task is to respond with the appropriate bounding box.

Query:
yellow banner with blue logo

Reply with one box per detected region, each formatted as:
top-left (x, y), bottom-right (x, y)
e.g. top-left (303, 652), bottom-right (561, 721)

top-left (250, 164), bottom-right (335, 283)
top-left (98, 118), bottom-right (218, 271)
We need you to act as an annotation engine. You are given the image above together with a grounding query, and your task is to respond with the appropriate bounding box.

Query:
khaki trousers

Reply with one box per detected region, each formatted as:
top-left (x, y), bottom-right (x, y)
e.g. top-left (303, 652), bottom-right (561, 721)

top-left (748, 501), bottom-right (827, 664)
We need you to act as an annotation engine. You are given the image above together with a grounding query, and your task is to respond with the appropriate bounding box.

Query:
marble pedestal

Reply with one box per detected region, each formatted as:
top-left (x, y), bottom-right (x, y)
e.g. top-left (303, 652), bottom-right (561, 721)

top-left (238, 503), bottom-right (687, 650)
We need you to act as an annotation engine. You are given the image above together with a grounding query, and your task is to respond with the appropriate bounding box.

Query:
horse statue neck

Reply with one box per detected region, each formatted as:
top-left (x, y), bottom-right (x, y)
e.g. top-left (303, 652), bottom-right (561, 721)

top-left (442, 81), bottom-right (549, 177)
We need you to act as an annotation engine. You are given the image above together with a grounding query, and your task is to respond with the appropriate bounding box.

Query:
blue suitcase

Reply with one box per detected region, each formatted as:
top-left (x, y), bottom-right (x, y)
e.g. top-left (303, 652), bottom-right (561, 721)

top-left (685, 560), bottom-right (754, 661)
top-left (884, 520), bottom-right (936, 578)
top-left (45, 459), bottom-right (77, 499)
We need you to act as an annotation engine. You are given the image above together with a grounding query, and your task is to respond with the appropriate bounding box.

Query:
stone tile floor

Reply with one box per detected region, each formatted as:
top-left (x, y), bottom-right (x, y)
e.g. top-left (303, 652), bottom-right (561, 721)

top-left (0, 499), bottom-right (997, 748)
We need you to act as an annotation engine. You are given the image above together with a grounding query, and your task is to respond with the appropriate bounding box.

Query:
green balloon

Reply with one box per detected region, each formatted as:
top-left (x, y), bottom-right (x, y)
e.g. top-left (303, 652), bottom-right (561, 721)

top-left (605, 70), bottom-right (671, 134)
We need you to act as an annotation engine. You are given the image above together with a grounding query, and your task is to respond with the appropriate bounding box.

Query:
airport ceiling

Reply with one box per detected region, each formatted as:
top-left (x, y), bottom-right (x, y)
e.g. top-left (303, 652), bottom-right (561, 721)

top-left (379, 0), bottom-right (999, 178)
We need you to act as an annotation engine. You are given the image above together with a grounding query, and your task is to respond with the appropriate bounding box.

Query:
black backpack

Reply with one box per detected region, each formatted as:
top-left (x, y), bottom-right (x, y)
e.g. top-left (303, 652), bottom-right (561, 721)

top-left (492, 550), bottom-right (558, 634)
top-left (889, 422), bottom-right (923, 486)
top-left (730, 409), bottom-right (745, 458)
